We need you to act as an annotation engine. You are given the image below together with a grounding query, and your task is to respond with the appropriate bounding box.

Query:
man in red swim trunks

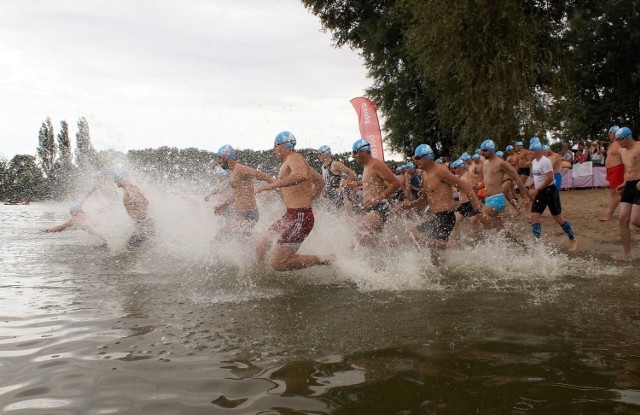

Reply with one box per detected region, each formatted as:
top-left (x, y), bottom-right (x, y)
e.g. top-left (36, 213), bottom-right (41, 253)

top-left (255, 131), bottom-right (330, 272)
top-left (601, 125), bottom-right (625, 221)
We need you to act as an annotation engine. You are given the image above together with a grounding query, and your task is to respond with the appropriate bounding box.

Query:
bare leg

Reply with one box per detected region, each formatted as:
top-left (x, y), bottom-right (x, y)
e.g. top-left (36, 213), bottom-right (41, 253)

top-left (502, 181), bottom-right (519, 211)
top-left (601, 188), bottom-right (621, 221)
top-left (255, 233), bottom-right (273, 273)
top-left (357, 211), bottom-right (384, 246)
top-left (617, 203), bottom-right (633, 260)
top-left (271, 246), bottom-right (332, 271)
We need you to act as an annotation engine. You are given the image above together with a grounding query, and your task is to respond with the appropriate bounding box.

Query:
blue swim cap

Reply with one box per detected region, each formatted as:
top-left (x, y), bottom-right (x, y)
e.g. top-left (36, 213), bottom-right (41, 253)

top-left (609, 125), bottom-right (620, 134)
top-left (459, 152), bottom-right (471, 162)
top-left (471, 153), bottom-right (480, 161)
top-left (357, 174), bottom-right (363, 180)
top-left (318, 145), bottom-right (331, 156)
top-left (435, 158), bottom-right (443, 164)
top-left (451, 159), bottom-right (465, 169)
top-left (217, 144), bottom-right (237, 159)
top-left (543, 145), bottom-right (551, 151)
top-left (274, 131), bottom-right (296, 149)
top-left (352, 139), bottom-right (371, 153)
top-left (70, 203), bottom-right (83, 214)
top-left (341, 172), bottom-right (348, 179)
top-left (505, 145), bottom-right (514, 152)
top-left (515, 141), bottom-right (524, 147)
top-left (530, 142), bottom-right (543, 151)
top-left (113, 168), bottom-right (128, 181)
top-left (405, 161), bottom-right (415, 169)
top-left (414, 144), bottom-right (435, 159)
top-left (530, 136), bottom-right (541, 144)
top-left (496, 151), bottom-right (504, 158)
top-left (480, 139), bottom-right (496, 152)
top-left (616, 127), bottom-right (633, 139)
top-left (475, 148), bottom-right (481, 154)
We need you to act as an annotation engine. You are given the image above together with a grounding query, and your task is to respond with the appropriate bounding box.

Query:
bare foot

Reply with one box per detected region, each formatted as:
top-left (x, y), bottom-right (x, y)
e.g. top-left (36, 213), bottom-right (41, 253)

top-left (319, 254), bottom-right (336, 266)
top-left (568, 239), bottom-right (578, 253)
top-left (599, 216), bottom-right (613, 222)
top-left (613, 253), bottom-right (633, 261)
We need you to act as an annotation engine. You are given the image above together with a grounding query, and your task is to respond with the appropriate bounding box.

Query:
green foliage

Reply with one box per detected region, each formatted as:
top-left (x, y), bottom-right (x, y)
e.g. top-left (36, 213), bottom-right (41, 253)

top-left (4, 155), bottom-right (44, 199)
top-left (302, 0), bottom-right (639, 152)
top-left (37, 117), bottom-right (56, 177)
top-left (75, 117), bottom-right (95, 171)
top-left (558, 0), bottom-right (640, 140)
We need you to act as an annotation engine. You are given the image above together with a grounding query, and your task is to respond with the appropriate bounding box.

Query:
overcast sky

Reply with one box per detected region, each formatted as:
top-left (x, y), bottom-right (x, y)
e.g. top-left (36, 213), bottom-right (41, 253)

top-left (0, 0), bottom-right (373, 161)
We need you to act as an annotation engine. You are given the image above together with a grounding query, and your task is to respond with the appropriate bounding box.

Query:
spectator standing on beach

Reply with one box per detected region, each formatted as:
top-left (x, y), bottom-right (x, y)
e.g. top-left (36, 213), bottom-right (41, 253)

top-left (591, 140), bottom-right (606, 166)
top-left (602, 126), bottom-right (625, 221)
top-left (614, 127), bottom-right (640, 260)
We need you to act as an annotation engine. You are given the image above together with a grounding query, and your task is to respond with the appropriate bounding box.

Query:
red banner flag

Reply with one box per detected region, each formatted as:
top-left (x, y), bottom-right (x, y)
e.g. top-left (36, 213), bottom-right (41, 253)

top-left (350, 97), bottom-right (385, 162)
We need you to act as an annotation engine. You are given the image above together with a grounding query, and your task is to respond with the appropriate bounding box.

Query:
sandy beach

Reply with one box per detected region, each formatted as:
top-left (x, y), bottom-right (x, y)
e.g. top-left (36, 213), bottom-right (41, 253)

top-left (501, 187), bottom-right (640, 260)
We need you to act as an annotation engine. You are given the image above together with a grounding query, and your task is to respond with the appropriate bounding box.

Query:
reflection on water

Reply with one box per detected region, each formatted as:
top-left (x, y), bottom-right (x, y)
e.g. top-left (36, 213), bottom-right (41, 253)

top-left (1, 203), bottom-right (639, 414)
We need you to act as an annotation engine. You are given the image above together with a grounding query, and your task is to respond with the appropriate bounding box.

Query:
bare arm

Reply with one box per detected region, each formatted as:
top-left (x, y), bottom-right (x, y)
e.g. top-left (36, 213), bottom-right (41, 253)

top-left (502, 160), bottom-right (529, 200)
top-left (378, 164), bottom-right (401, 201)
top-left (256, 155), bottom-right (309, 194)
top-left (309, 167), bottom-right (325, 200)
top-left (332, 161), bottom-right (356, 180)
top-left (440, 168), bottom-right (482, 212)
top-left (43, 218), bottom-right (75, 233)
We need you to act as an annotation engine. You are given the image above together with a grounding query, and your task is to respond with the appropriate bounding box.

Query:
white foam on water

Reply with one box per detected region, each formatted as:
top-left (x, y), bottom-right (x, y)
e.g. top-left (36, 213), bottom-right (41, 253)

top-left (58, 162), bottom-right (627, 303)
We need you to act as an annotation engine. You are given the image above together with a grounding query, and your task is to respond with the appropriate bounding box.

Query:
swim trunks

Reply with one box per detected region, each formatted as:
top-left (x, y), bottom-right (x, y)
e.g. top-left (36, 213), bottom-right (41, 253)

top-left (485, 193), bottom-right (506, 213)
top-left (235, 208), bottom-right (259, 227)
top-left (531, 185), bottom-right (562, 215)
top-left (518, 167), bottom-right (531, 176)
top-left (416, 211), bottom-right (456, 241)
top-left (620, 180), bottom-right (640, 205)
top-left (127, 218), bottom-right (155, 249)
top-left (553, 172), bottom-right (563, 190)
top-left (456, 201), bottom-right (474, 217)
top-left (606, 164), bottom-right (625, 189)
top-left (269, 207), bottom-right (315, 248)
top-left (369, 200), bottom-right (391, 222)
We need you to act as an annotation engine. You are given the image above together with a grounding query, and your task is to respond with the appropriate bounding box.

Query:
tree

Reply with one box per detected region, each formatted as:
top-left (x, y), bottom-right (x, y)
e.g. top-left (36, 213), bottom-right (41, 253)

top-left (76, 117), bottom-right (95, 171)
top-left (301, 0), bottom-right (452, 157)
top-left (404, 0), bottom-right (567, 148)
top-left (57, 120), bottom-right (72, 167)
top-left (37, 117), bottom-right (57, 177)
top-left (558, 0), bottom-right (640, 140)
top-left (0, 154), bottom-right (8, 199)
top-left (5, 155), bottom-right (44, 199)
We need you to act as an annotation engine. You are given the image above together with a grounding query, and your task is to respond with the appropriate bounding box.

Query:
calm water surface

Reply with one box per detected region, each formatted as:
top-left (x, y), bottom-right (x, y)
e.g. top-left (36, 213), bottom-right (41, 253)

top-left (1, 203), bottom-right (639, 414)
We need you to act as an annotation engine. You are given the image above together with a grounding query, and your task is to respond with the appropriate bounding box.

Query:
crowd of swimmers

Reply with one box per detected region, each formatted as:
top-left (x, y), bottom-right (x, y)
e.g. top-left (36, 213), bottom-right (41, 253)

top-left (43, 126), bottom-right (640, 268)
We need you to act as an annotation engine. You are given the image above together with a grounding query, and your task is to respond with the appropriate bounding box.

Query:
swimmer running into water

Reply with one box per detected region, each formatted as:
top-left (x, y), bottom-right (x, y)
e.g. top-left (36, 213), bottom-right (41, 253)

top-left (255, 131), bottom-right (330, 272)
top-left (352, 139), bottom-right (401, 246)
top-left (114, 170), bottom-right (154, 249)
top-left (403, 144), bottom-right (482, 265)
top-left (213, 145), bottom-right (275, 238)
top-left (42, 203), bottom-right (93, 233)
top-left (472, 139), bottom-right (530, 244)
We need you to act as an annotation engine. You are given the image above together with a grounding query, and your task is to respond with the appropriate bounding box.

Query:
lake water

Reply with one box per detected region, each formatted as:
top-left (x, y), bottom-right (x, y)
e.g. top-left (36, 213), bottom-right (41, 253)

top-left (1, 201), bottom-right (639, 414)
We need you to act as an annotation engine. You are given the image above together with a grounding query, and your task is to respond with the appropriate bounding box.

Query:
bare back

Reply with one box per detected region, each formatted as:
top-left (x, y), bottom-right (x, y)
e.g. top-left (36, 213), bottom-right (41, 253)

top-left (362, 158), bottom-right (397, 208)
top-left (122, 184), bottom-right (148, 223)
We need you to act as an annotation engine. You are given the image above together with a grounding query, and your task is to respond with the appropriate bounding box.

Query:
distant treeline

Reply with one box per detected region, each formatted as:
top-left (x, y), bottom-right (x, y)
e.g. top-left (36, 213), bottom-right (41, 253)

top-left (0, 117), bottom-right (360, 201)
